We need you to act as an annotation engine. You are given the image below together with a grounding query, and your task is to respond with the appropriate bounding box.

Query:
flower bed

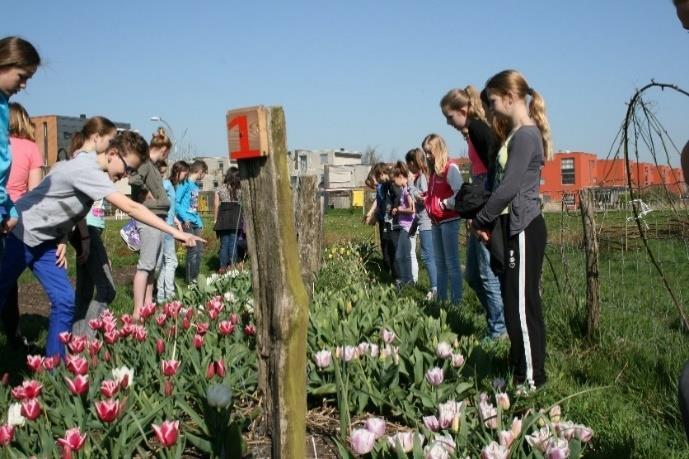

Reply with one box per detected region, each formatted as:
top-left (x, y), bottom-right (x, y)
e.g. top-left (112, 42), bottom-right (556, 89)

top-left (0, 244), bottom-right (594, 458)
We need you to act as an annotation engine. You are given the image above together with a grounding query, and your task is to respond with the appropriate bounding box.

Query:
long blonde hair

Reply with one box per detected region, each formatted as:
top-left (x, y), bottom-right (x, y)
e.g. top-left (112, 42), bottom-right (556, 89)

top-left (422, 133), bottom-right (449, 176)
top-left (9, 102), bottom-right (35, 141)
top-left (440, 85), bottom-right (487, 125)
top-left (485, 69), bottom-right (553, 160)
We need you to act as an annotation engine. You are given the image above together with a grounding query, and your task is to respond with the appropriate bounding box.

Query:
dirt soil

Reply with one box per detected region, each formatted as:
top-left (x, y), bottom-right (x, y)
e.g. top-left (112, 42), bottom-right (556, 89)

top-left (17, 266), bottom-right (137, 317)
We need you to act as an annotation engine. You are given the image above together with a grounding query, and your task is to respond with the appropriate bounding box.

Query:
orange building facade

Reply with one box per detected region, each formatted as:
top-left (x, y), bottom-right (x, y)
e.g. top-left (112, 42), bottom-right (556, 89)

top-left (540, 152), bottom-right (685, 207)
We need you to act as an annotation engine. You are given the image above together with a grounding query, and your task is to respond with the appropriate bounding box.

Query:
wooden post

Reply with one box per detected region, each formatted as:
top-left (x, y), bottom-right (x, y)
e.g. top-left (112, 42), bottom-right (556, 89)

top-left (579, 189), bottom-right (600, 339)
top-left (228, 106), bottom-right (309, 458)
top-left (293, 175), bottom-right (322, 297)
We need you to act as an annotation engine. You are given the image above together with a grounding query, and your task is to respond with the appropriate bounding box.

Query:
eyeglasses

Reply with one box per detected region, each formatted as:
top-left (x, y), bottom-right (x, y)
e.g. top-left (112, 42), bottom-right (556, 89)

top-left (117, 153), bottom-right (136, 177)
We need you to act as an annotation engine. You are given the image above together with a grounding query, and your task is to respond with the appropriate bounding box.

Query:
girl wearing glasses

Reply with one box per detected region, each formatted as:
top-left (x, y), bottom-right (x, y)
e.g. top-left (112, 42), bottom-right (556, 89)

top-left (0, 130), bottom-right (203, 357)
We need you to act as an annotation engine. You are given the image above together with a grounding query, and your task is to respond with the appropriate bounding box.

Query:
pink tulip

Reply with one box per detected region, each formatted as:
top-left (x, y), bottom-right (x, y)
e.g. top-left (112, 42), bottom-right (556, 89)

top-left (65, 355), bottom-right (88, 376)
top-left (314, 350), bottom-right (332, 369)
top-left (155, 314), bottom-right (167, 326)
top-left (218, 320), bottom-right (234, 336)
top-left (67, 336), bottom-right (87, 354)
top-left (511, 417), bottom-right (523, 438)
top-left (229, 312), bottom-right (240, 324)
top-left (95, 399), bottom-right (120, 423)
top-left (193, 334), bottom-right (204, 349)
top-left (100, 380), bottom-right (119, 398)
top-left (206, 362), bottom-right (216, 379)
top-left (369, 343), bottom-right (379, 357)
top-left (423, 415), bottom-right (440, 432)
top-left (545, 438), bottom-right (570, 459)
top-left (20, 398), bottom-right (41, 421)
top-left (498, 430), bottom-right (514, 448)
top-left (438, 400), bottom-right (462, 430)
top-left (156, 339), bottom-right (165, 355)
top-left (574, 424), bottom-right (593, 443)
top-left (161, 360), bottom-right (181, 377)
top-left (88, 318), bottom-right (103, 331)
top-left (182, 318), bottom-right (191, 330)
top-left (215, 360), bottom-right (226, 377)
top-left (425, 367), bottom-right (444, 386)
top-left (140, 302), bottom-right (157, 319)
top-left (120, 323), bottom-right (134, 338)
top-left (0, 425), bottom-right (14, 446)
top-left (525, 426), bottom-right (551, 453)
top-left (350, 428), bottom-right (376, 455)
top-left (87, 339), bottom-right (102, 356)
top-left (208, 308), bottom-right (220, 321)
top-left (164, 301), bottom-right (182, 318)
top-left (436, 341), bottom-right (452, 359)
top-left (195, 322), bottom-right (210, 335)
top-left (387, 432), bottom-right (422, 453)
top-left (479, 398), bottom-right (498, 430)
top-left (243, 323), bottom-right (256, 336)
top-left (57, 427), bottom-right (86, 453)
top-left (381, 328), bottom-right (396, 344)
top-left (42, 355), bottom-right (60, 370)
top-left (343, 346), bottom-right (359, 362)
top-left (451, 353), bottom-right (465, 368)
top-left (424, 441), bottom-right (450, 459)
top-left (104, 330), bottom-right (119, 345)
top-left (65, 375), bottom-right (89, 396)
top-left (17, 380), bottom-right (42, 399)
top-left (26, 355), bottom-right (44, 373)
top-left (495, 392), bottom-right (510, 411)
top-left (152, 420), bottom-right (179, 447)
top-left (164, 380), bottom-right (174, 396)
top-left (58, 331), bottom-right (72, 344)
top-left (480, 441), bottom-right (509, 459)
top-left (132, 326), bottom-right (147, 342)
top-left (364, 417), bottom-right (386, 439)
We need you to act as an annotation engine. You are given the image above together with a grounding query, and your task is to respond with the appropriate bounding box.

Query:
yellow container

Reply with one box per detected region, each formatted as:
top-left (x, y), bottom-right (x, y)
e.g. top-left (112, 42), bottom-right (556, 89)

top-left (352, 189), bottom-right (364, 207)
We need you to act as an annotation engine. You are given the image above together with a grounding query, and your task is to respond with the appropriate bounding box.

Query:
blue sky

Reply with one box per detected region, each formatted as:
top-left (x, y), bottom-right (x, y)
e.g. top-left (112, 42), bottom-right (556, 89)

top-left (5, 0), bottom-right (689, 163)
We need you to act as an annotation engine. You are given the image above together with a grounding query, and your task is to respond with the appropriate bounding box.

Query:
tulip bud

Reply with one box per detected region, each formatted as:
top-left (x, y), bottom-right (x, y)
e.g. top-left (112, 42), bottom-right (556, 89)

top-left (549, 405), bottom-right (561, 423)
top-left (496, 392), bottom-right (510, 411)
top-left (156, 339), bottom-right (165, 355)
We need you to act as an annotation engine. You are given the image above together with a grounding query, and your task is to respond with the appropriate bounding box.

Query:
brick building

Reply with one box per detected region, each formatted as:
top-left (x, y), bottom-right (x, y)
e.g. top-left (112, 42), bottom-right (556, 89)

top-left (540, 151), bottom-right (685, 207)
top-left (31, 114), bottom-right (130, 167)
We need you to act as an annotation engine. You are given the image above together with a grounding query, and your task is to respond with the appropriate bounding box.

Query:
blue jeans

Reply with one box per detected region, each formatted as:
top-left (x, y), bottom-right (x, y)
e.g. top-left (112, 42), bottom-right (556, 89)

top-left (466, 233), bottom-right (506, 337)
top-left (418, 229), bottom-right (437, 290)
top-left (394, 229), bottom-right (413, 284)
top-left (431, 219), bottom-right (462, 304)
top-left (156, 234), bottom-right (178, 303)
top-left (185, 226), bottom-right (204, 284)
top-left (217, 230), bottom-right (239, 268)
top-left (0, 235), bottom-right (75, 357)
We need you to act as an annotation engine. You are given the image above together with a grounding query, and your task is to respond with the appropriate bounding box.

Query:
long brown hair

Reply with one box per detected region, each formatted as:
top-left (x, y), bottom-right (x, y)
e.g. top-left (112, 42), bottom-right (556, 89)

top-left (0, 36), bottom-right (40, 69)
top-left (69, 116), bottom-right (117, 154)
top-left (170, 161), bottom-right (190, 187)
top-left (484, 69), bottom-right (553, 160)
top-left (440, 85), bottom-right (488, 125)
top-left (405, 148), bottom-right (429, 179)
top-left (9, 102), bottom-right (35, 141)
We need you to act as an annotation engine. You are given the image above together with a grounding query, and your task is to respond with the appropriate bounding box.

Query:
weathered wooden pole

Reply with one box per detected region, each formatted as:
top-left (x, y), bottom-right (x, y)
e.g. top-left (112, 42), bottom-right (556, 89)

top-left (293, 175), bottom-right (322, 297)
top-left (579, 189), bottom-right (600, 339)
top-left (227, 106), bottom-right (309, 458)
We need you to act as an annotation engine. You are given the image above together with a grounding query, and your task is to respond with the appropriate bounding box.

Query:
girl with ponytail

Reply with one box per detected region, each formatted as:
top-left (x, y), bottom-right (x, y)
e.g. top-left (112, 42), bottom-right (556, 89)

top-left (441, 86), bottom-right (506, 340)
top-left (69, 116), bottom-right (118, 337)
top-left (472, 69), bottom-right (552, 389)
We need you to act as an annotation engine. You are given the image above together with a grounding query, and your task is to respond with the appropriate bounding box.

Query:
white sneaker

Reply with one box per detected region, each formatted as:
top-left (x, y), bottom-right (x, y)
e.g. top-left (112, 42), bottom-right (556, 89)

top-left (425, 289), bottom-right (437, 301)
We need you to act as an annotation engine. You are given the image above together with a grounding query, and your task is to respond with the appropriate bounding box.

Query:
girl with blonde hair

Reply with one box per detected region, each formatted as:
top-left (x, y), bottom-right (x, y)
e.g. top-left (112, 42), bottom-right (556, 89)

top-left (2, 102), bottom-right (43, 349)
top-left (423, 133), bottom-right (462, 304)
top-left (472, 69), bottom-right (552, 389)
top-left (441, 86), bottom-right (506, 340)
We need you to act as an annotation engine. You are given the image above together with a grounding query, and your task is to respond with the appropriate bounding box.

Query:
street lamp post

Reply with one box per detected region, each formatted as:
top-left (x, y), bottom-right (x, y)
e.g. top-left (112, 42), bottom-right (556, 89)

top-left (150, 116), bottom-right (176, 158)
